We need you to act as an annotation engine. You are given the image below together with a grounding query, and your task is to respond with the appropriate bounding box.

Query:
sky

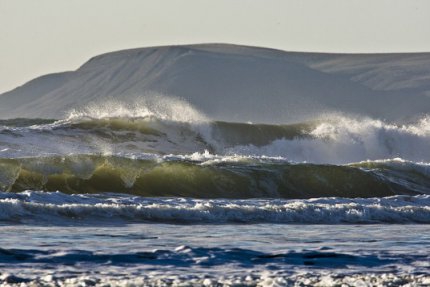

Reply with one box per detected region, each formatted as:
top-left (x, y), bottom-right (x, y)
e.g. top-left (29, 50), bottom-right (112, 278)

top-left (1, 0), bottom-right (430, 93)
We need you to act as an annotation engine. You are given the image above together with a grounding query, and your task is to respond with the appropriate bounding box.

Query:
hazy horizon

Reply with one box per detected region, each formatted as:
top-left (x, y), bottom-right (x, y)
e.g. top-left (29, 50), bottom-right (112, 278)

top-left (1, 0), bottom-right (430, 93)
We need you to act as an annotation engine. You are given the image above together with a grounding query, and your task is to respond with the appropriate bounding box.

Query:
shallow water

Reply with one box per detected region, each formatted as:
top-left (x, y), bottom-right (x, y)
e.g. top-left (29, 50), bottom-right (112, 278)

top-left (0, 224), bottom-right (429, 286)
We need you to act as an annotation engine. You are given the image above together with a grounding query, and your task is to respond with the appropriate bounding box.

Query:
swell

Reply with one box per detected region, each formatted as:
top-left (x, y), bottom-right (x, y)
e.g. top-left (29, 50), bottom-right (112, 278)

top-left (0, 155), bottom-right (428, 198)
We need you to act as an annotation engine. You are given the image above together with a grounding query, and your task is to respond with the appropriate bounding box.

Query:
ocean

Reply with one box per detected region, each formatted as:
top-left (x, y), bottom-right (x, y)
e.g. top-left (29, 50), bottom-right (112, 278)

top-left (0, 102), bottom-right (429, 286)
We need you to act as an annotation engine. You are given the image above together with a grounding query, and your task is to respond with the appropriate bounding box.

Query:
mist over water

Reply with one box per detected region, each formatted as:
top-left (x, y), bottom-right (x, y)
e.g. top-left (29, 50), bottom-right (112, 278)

top-left (66, 95), bottom-right (209, 123)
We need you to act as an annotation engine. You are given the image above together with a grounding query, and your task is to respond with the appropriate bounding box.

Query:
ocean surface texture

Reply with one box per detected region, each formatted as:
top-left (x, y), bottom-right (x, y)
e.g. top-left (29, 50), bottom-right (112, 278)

top-left (0, 45), bottom-right (429, 286)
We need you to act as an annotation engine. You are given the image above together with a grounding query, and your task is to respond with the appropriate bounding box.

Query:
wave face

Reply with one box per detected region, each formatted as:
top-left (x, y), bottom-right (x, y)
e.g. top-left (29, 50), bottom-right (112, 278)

top-left (0, 155), bottom-right (429, 198)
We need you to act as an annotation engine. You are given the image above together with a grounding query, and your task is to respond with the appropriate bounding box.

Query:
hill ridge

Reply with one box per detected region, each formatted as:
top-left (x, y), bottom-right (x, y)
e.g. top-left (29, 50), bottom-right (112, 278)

top-left (1, 43), bottom-right (430, 122)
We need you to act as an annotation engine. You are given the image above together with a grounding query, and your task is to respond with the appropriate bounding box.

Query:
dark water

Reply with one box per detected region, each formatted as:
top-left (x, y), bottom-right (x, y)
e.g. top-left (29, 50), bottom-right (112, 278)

top-left (0, 224), bottom-right (429, 285)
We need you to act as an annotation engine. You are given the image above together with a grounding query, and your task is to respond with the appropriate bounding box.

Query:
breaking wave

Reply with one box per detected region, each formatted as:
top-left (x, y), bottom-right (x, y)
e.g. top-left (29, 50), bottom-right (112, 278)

top-left (1, 111), bottom-right (430, 164)
top-left (1, 191), bottom-right (429, 224)
top-left (1, 101), bottom-right (430, 198)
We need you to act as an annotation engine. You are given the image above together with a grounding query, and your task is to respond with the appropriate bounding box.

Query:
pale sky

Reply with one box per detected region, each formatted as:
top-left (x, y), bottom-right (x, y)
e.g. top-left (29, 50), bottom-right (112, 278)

top-left (1, 0), bottom-right (430, 93)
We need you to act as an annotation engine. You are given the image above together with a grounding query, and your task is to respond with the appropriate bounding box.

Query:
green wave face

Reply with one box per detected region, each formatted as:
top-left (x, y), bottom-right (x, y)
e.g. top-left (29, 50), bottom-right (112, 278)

top-left (0, 155), bottom-right (426, 198)
top-left (1, 116), bottom-right (430, 198)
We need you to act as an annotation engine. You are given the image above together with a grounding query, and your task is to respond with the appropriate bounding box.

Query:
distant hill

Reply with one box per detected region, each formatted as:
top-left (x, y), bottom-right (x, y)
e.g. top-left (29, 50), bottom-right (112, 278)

top-left (1, 43), bottom-right (430, 123)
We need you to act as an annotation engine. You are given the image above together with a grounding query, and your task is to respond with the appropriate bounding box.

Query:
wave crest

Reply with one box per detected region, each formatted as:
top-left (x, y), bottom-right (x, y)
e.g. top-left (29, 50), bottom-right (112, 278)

top-left (66, 94), bottom-right (209, 123)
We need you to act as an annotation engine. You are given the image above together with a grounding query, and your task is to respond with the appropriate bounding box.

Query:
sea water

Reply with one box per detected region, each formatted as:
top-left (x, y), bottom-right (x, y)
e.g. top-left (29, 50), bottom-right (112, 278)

top-left (0, 103), bottom-right (429, 286)
top-left (1, 223), bottom-right (429, 285)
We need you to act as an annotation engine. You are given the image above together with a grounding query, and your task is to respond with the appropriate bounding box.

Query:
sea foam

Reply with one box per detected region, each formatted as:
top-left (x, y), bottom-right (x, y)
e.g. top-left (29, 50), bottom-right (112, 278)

top-left (1, 191), bottom-right (429, 224)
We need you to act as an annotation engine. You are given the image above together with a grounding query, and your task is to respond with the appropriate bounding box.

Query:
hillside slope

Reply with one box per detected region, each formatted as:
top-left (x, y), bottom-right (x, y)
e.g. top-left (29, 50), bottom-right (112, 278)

top-left (1, 44), bottom-right (430, 123)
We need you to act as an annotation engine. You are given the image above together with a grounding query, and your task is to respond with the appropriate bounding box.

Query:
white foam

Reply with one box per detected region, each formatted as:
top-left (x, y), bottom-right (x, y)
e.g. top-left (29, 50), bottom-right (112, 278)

top-left (0, 272), bottom-right (428, 287)
top-left (1, 191), bottom-right (429, 224)
top-left (226, 115), bottom-right (430, 164)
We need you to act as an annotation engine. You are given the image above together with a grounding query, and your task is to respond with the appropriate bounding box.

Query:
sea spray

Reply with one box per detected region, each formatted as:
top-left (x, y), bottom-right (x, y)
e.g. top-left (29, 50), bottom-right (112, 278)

top-left (225, 114), bottom-right (430, 164)
top-left (66, 95), bottom-right (209, 123)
